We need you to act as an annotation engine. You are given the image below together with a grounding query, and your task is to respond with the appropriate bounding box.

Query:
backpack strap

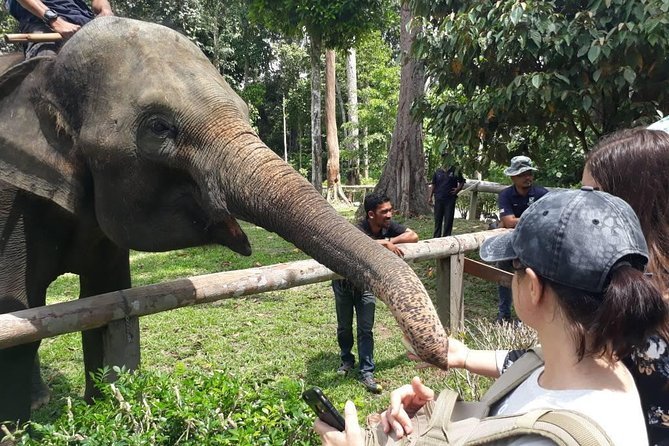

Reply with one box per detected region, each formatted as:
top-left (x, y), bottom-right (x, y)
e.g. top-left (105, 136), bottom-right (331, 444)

top-left (480, 346), bottom-right (544, 407)
top-left (464, 408), bottom-right (613, 446)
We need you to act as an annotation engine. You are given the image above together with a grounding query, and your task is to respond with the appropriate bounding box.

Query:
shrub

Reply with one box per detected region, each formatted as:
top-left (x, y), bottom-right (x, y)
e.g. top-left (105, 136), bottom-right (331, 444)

top-left (8, 368), bottom-right (316, 445)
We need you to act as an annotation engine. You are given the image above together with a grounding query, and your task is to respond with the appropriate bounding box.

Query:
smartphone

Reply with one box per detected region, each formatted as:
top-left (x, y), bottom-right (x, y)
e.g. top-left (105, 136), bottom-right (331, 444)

top-left (302, 386), bottom-right (346, 431)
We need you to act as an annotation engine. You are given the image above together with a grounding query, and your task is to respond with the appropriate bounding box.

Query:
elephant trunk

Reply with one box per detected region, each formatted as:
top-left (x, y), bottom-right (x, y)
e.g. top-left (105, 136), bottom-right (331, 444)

top-left (207, 131), bottom-right (449, 369)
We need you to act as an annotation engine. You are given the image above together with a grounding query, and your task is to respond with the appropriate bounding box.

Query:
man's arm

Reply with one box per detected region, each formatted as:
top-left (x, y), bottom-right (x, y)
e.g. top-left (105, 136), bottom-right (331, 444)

top-left (500, 214), bottom-right (519, 228)
top-left (378, 228), bottom-right (418, 257)
top-left (428, 173), bottom-right (436, 204)
top-left (91, 0), bottom-right (112, 16)
top-left (17, 0), bottom-right (80, 37)
top-left (389, 228), bottom-right (418, 245)
top-left (497, 189), bottom-right (518, 228)
top-left (456, 170), bottom-right (466, 192)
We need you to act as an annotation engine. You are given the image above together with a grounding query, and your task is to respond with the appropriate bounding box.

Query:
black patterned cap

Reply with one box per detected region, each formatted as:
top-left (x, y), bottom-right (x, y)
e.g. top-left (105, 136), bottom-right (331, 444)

top-left (480, 187), bottom-right (648, 293)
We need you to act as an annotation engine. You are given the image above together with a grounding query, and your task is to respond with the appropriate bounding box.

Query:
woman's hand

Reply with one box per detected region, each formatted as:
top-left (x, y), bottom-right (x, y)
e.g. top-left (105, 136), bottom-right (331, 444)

top-left (380, 376), bottom-right (434, 438)
top-left (315, 401), bottom-right (364, 446)
top-left (445, 337), bottom-right (469, 369)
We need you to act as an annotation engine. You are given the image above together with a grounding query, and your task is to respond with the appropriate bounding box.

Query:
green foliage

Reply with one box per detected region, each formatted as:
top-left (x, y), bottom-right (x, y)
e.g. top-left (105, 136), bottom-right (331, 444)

top-left (248, 0), bottom-right (391, 50)
top-left (13, 368), bottom-right (316, 445)
top-left (354, 31), bottom-right (401, 178)
top-left (410, 0), bottom-right (669, 171)
top-left (115, 0), bottom-right (272, 88)
top-left (0, 6), bottom-right (18, 54)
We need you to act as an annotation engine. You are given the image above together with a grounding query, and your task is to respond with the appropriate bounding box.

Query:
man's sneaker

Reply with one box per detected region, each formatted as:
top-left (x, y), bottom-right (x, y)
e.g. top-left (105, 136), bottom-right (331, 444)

top-left (337, 362), bottom-right (354, 376)
top-left (360, 375), bottom-right (383, 394)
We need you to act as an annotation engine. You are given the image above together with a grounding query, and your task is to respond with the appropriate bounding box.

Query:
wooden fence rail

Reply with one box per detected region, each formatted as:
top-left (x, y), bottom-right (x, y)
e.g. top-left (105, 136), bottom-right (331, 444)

top-left (0, 228), bottom-right (511, 376)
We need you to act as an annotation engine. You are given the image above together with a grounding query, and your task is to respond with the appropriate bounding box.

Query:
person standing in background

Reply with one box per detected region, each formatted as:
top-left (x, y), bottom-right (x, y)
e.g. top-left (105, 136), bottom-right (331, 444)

top-left (496, 156), bottom-right (548, 323)
top-left (429, 151), bottom-right (465, 238)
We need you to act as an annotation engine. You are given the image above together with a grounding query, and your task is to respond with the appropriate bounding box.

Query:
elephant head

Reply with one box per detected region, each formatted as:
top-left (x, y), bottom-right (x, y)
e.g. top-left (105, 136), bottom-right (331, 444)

top-left (0, 18), bottom-right (448, 368)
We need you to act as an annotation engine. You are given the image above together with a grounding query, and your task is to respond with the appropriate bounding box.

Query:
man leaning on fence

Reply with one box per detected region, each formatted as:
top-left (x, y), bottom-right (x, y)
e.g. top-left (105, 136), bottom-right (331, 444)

top-left (332, 192), bottom-right (418, 393)
top-left (495, 156), bottom-right (548, 324)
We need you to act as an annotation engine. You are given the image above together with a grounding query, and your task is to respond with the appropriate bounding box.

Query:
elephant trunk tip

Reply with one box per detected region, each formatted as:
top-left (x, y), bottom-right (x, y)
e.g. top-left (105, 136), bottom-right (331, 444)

top-left (411, 335), bottom-right (450, 371)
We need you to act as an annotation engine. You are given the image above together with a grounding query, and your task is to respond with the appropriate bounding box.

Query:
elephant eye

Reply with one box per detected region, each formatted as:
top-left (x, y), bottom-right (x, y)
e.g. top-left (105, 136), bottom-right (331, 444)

top-left (148, 116), bottom-right (177, 139)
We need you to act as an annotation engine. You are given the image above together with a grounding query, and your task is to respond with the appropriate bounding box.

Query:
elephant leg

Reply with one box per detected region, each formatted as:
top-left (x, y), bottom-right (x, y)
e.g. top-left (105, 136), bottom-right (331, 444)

top-left (0, 295), bottom-right (39, 425)
top-left (78, 240), bottom-right (131, 403)
top-left (0, 342), bottom-right (39, 426)
top-left (81, 327), bottom-right (106, 402)
top-left (30, 354), bottom-right (51, 410)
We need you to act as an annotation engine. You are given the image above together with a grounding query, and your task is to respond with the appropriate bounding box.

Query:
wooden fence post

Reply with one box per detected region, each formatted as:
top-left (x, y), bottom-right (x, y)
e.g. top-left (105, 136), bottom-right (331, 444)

top-left (468, 190), bottom-right (478, 221)
top-left (435, 252), bottom-right (466, 332)
top-left (102, 316), bottom-right (140, 381)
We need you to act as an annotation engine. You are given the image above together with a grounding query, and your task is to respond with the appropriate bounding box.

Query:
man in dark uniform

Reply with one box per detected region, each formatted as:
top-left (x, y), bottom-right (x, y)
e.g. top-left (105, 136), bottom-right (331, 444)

top-left (496, 156), bottom-right (548, 323)
top-left (5, 0), bottom-right (113, 58)
top-left (332, 193), bottom-right (418, 393)
top-left (429, 151), bottom-right (466, 238)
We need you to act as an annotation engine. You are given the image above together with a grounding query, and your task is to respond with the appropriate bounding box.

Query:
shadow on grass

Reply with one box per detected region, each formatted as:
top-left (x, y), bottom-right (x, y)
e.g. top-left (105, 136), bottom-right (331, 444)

top-left (303, 350), bottom-right (409, 387)
top-left (31, 364), bottom-right (75, 424)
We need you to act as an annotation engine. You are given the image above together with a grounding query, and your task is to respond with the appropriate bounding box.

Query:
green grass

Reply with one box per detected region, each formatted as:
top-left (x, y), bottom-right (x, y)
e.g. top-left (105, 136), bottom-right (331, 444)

top-left (26, 209), bottom-right (534, 444)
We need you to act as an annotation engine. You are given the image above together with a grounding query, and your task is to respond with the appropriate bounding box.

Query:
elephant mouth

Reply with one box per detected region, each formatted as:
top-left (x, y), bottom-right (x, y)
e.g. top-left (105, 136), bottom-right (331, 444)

top-left (206, 216), bottom-right (252, 256)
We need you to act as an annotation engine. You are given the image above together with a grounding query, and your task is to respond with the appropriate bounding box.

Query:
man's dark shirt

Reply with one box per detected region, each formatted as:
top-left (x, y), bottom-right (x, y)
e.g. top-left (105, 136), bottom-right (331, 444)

top-left (358, 219), bottom-right (407, 240)
top-left (7, 0), bottom-right (94, 29)
top-left (431, 166), bottom-right (465, 201)
top-left (498, 184), bottom-right (549, 218)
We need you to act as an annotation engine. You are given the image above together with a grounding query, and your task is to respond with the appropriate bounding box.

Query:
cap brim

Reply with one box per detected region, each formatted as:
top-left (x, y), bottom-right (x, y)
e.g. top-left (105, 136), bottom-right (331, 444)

top-left (504, 166), bottom-right (538, 176)
top-left (480, 232), bottom-right (517, 263)
top-left (648, 116), bottom-right (669, 133)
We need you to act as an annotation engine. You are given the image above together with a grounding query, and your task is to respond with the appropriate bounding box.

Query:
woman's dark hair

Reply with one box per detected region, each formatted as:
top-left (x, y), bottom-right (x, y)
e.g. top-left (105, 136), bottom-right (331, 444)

top-left (542, 258), bottom-right (667, 360)
top-left (586, 128), bottom-right (669, 292)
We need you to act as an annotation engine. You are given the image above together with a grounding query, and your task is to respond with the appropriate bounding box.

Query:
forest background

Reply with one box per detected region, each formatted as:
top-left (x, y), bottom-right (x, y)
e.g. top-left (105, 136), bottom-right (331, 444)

top-left (4, 0), bottom-right (669, 216)
top-left (3, 1), bottom-right (669, 443)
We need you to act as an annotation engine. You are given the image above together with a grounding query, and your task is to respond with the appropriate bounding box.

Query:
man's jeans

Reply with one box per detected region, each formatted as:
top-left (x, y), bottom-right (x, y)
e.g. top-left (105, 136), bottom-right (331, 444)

top-left (332, 279), bottom-right (375, 377)
top-left (498, 285), bottom-right (512, 321)
top-left (20, 22), bottom-right (61, 59)
top-left (496, 260), bottom-right (514, 321)
top-left (433, 196), bottom-right (457, 238)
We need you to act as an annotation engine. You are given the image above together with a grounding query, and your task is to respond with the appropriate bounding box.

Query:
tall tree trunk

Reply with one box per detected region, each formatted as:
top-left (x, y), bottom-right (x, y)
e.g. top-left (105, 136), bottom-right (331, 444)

top-left (309, 36), bottom-right (323, 193)
top-left (282, 94), bottom-right (288, 162)
top-left (325, 49), bottom-right (350, 203)
top-left (346, 48), bottom-right (361, 185)
top-left (363, 126), bottom-right (369, 179)
top-left (375, 2), bottom-right (430, 216)
top-left (336, 79), bottom-right (348, 140)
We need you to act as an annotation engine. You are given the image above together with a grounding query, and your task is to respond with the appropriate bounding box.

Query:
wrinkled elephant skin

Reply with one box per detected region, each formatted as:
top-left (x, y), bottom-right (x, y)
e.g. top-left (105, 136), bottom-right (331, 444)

top-left (0, 17), bottom-right (448, 423)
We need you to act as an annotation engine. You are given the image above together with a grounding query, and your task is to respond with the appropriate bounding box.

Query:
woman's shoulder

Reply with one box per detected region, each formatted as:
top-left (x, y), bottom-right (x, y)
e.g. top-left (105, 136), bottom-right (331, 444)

top-left (499, 367), bottom-right (647, 445)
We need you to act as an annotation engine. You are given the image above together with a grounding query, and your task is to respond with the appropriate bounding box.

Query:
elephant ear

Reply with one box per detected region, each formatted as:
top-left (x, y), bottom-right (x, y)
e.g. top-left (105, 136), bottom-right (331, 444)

top-left (0, 56), bottom-right (85, 214)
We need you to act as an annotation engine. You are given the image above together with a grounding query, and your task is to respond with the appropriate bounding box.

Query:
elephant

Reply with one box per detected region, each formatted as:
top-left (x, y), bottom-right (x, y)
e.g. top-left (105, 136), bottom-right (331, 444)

top-left (0, 17), bottom-right (449, 424)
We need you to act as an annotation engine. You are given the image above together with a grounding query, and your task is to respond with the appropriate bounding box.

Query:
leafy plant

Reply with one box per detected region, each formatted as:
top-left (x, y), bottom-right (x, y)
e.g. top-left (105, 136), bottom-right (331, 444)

top-left (9, 368), bottom-right (316, 445)
top-left (411, 0), bottom-right (669, 168)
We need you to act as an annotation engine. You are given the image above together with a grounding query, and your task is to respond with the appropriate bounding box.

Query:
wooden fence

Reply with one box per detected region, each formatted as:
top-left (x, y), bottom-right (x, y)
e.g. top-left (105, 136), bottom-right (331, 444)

top-left (0, 229), bottom-right (511, 374)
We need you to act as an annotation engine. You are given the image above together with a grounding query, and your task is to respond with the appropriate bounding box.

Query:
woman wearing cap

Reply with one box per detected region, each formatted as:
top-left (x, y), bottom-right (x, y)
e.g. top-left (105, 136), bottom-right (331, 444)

top-left (402, 128), bottom-right (669, 445)
top-left (315, 188), bottom-right (667, 445)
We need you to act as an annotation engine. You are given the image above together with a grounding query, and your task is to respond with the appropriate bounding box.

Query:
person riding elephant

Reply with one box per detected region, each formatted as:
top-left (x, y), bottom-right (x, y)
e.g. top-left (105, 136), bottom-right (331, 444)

top-left (4, 0), bottom-right (113, 58)
top-left (0, 17), bottom-right (450, 424)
